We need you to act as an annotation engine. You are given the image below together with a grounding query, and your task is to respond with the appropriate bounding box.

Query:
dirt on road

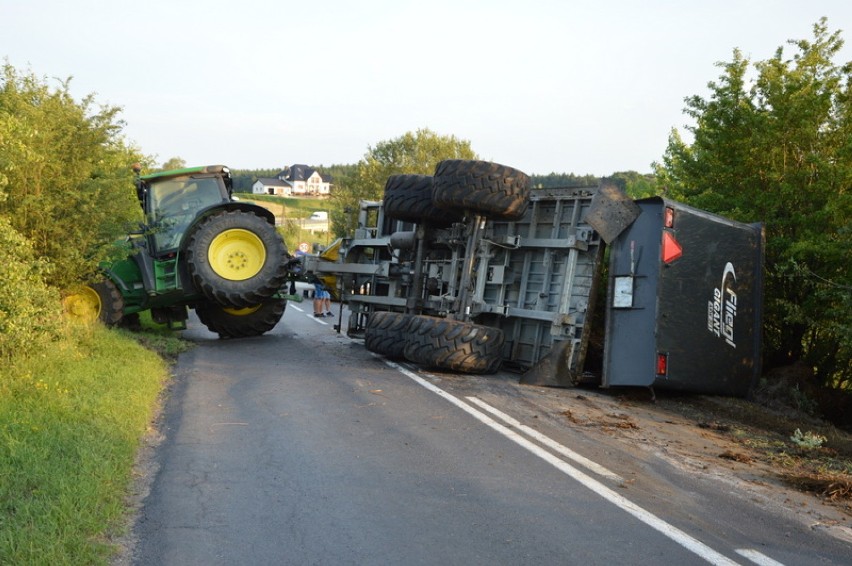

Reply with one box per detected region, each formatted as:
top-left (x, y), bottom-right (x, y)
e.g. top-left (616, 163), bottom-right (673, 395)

top-left (469, 375), bottom-right (852, 545)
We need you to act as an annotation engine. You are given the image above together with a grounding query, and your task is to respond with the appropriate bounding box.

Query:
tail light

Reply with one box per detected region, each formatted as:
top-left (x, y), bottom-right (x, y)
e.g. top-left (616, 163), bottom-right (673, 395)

top-left (656, 352), bottom-right (669, 376)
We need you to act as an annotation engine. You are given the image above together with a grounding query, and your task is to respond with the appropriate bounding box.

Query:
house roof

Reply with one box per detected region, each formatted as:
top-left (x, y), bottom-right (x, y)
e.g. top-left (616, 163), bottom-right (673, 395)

top-left (256, 177), bottom-right (292, 187)
top-left (275, 165), bottom-right (333, 184)
top-left (287, 164), bottom-right (315, 182)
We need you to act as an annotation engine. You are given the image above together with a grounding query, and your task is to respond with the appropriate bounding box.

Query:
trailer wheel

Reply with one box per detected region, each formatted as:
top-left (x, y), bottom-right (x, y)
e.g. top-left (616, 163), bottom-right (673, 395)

top-left (383, 175), bottom-right (462, 226)
top-left (432, 159), bottom-right (531, 221)
top-left (195, 299), bottom-right (286, 338)
top-left (187, 211), bottom-right (289, 308)
top-left (63, 279), bottom-right (124, 326)
top-left (403, 315), bottom-right (504, 374)
top-left (365, 311), bottom-right (413, 359)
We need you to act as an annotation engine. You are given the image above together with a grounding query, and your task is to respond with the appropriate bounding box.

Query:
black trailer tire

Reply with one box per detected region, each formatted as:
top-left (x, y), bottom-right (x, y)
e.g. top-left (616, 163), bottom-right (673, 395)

top-left (63, 279), bottom-right (124, 326)
top-left (403, 315), bottom-right (504, 374)
top-left (432, 159), bottom-right (531, 221)
top-left (195, 299), bottom-right (286, 338)
top-left (364, 311), bottom-right (413, 359)
top-left (383, 175), bottom-right (462, 226)
top-left (186, 211), bottom-right (289, 307)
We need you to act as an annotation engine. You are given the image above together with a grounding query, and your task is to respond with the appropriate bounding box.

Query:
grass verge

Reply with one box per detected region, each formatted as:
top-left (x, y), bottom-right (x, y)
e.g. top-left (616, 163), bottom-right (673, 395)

top-left (0, 318), bottom-right (182, 564)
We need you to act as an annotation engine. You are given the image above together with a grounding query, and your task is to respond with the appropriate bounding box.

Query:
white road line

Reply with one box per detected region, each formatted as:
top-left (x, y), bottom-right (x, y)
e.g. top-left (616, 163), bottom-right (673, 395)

top-left (736, 549), bottom-right (786, 566)
top-left (465, 396), bottom-right (624, 484)
top-left (383, 359), bottom-right (742, 566)
top-left (290, 305), bottom-right (305, 312)
top-left (295, 302), bottom-right (332, 323)
top-left (293, 302), bottom-right (333, 323)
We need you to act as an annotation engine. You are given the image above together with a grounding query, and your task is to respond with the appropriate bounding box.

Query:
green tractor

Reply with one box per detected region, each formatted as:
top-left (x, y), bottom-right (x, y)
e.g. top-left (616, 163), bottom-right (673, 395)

top-left (64, 164), bottom-right (299, 338)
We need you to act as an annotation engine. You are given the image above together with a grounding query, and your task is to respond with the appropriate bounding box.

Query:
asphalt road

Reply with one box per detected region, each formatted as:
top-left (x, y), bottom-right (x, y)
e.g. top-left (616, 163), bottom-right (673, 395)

top-left (130, 299), bottom-right (851, 565)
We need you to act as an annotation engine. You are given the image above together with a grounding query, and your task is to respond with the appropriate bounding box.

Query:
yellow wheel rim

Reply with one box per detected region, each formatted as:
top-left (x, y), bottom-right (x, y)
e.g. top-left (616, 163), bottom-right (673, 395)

top-left (223, 305), bottom-right (262, 316)
top-left (63, 286), bottom-right (101, 322)
top-left (208, 229), bottom-right (266, 281)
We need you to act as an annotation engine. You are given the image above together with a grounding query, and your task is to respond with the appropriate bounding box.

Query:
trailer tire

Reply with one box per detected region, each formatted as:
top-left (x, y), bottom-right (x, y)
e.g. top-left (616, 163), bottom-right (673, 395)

top-left (364, 311), bottom-right (413, 359)
top-left (63, 279), bottom-right (124, 326)
top-left (403, 315), bottom-right (504, 374)
top-left (383, 175), bottom-right (462, 226)
top-left (195, 299), bottom-right (286, 338)
top-left (186, 211), bottom-right (289, 308)
top-left (432, 159), bottom-right (531, 221)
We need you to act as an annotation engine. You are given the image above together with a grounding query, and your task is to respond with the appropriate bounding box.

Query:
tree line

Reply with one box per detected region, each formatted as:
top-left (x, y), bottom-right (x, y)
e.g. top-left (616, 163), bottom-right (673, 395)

top-left (657, 18), bottom-right (850, 401)
top-left (0, 18), bottom-right (848, 416)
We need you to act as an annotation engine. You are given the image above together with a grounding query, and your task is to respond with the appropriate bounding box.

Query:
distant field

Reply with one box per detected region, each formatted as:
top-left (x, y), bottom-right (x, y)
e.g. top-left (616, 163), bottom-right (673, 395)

top-left (237, 193), bottom-right (327, 217)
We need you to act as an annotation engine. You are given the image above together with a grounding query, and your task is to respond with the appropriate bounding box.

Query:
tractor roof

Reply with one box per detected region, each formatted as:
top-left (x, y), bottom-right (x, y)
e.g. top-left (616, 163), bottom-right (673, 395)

top-left (140, 165), bottom-right (229, 182)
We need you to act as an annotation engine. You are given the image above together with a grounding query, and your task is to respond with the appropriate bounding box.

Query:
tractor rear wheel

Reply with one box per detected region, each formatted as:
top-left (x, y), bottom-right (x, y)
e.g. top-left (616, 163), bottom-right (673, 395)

top-left (186, 211), bottom-right (288, 308)
top-left (195, 299), bottom-right (286, 338)
top-left (63, 280), bottom-right (124, 326)
top-left (364, 311), bottom-right (413, 359)
top-left (403, 315), bottom-right (504, 374)
top-left (432, 159), bottom-right (531, 221)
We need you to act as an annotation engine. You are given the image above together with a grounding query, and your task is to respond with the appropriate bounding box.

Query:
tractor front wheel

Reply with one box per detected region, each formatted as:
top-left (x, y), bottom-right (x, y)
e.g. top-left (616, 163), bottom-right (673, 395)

top-left (63, 280), bottom-right (124, 326)
top-left (186, 211), bottom-right (289, 308)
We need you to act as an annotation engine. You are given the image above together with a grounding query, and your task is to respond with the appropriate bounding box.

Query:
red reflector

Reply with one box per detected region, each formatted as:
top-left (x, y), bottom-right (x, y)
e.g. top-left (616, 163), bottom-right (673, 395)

top-left (656, 353), bottom-right (668, 376)
top-left (664, 207), bottom-right (675, 228)
top-left (661, 231), bottom-right (682, 264)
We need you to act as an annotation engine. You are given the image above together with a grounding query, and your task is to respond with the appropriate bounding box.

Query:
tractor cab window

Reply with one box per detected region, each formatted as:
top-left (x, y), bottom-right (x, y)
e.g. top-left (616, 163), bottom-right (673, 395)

top-left (149, 176), bottom-right (224, 251)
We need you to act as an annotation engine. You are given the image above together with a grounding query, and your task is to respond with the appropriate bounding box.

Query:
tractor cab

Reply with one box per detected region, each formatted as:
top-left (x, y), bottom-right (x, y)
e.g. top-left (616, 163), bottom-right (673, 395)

top-left (134, 165), bottom-right (233, 256)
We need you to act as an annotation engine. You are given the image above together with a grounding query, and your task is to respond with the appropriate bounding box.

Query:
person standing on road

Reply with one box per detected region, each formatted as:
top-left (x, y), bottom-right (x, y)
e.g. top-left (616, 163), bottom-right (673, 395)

top-left (312, 278), bottom-right (333, 318)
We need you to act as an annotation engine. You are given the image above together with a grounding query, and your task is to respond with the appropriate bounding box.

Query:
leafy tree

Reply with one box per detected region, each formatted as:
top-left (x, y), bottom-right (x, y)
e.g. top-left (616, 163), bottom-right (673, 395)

top-left (608, 171), bottom-right (659, 199)
top-left (160, 156), bottom-right (187, 171)
top-left (655, 19), bottom-right (851, 389)
top-left (0, 63), bottom-right (145, 290)
top-left (329, 129), bottom-right (477, 237)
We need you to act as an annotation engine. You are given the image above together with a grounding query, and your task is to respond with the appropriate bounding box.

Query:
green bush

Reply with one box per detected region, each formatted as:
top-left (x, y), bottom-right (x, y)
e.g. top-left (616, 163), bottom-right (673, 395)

top-left (0, 63), bottom-right (145, 290)
top-left (0, 217), bottom-right (63, 359)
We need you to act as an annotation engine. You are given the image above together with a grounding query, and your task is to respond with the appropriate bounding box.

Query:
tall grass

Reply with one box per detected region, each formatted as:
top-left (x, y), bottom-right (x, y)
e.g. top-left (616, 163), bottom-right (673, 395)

top-left (0, 323), bottom-right (170, 564)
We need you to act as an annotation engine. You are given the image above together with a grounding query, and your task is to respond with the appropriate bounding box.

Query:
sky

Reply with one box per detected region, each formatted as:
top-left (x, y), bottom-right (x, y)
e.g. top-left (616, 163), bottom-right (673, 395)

top-left (2, 1), bottom-right (851, 176)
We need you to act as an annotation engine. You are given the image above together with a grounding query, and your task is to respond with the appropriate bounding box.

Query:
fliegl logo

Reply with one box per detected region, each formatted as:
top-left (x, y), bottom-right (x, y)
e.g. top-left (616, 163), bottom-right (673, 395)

top-left (707, 262), bottom-right (737, 348)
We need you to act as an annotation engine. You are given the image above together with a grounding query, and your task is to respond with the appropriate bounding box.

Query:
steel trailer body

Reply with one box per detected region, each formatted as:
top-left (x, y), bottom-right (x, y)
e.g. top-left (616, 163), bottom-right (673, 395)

top-left (304, 161), bottom-right (765, 396)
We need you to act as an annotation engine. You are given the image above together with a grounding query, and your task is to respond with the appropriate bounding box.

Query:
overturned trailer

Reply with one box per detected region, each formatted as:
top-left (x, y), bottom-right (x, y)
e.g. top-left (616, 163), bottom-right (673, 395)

top-left (602, 197), bottom-right (764, 396)
top-left (304, 160), bottom-right (764, 396)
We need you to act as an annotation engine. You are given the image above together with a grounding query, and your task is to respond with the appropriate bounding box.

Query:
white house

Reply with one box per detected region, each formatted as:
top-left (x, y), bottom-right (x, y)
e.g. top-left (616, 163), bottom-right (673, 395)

top-left (252, 177), bottom-right (292, 196)
top-left (276, 164), bottom-right (332, 196)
